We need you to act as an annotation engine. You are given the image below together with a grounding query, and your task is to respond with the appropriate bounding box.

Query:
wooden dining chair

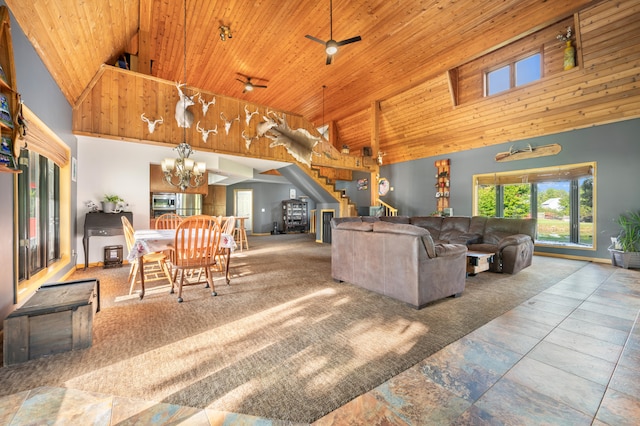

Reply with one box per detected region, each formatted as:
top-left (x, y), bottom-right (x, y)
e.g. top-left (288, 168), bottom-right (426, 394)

top-left (172, 214), bottom-right (222, 302)
top-left (154, 212), bottom-right (182, 263)
top-left (215, 216), bottom-right (235, 274)
top-left (155, 212), bottom-right (183, 229)
top-left (121, 216), bottom-right (173, 295)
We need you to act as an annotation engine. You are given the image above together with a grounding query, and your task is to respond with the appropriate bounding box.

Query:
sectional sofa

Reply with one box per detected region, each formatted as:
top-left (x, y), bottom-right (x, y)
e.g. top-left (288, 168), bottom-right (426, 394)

top-left (330, 215), bottom-right (536, 308)
top-left (387, 216), bottom-right (537, 274)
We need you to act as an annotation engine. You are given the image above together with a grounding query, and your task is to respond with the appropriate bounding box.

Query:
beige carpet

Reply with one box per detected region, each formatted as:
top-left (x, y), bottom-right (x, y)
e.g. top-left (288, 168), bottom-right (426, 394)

top-left (0, 234), bottom-right (588, 423)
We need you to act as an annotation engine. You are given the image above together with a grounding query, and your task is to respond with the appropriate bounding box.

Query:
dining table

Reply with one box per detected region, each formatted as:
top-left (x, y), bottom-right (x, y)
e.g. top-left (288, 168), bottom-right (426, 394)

top-left (127, 228), bottom-right (236, 299)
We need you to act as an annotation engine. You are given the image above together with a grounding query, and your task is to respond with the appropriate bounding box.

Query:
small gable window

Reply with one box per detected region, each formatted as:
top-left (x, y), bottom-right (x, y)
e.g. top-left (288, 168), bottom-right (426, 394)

top-left (485, 52), bottom-right (542, 96)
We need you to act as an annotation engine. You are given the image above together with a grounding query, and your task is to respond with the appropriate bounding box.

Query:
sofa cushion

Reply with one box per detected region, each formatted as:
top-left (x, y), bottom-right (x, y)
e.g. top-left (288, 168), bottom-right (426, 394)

top-left (361, 216), bottom-right (380, 223)
top-left (331, 217), bottom-right (362, 229)
top-left (336, 221), bottom-right (374, 232)
top-left (373, 221), bottom-right (437, 258)
top-left (438, 217), bottom-right (471, 243)
top-left (435, 243), bottom-right (467, 257)
top-left (379, 216), bottom-right (411, 224)
top-left (483, 218), bottom-right (534, 245)
top-left (410, 216), bottom-right (443, 239)
top-left (469, 216), bottom-right (487, 236)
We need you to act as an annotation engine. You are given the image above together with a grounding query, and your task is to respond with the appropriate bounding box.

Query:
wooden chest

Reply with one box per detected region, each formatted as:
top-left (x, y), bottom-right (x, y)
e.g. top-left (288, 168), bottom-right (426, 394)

top-left (3, 279), bottom-right (100, 366)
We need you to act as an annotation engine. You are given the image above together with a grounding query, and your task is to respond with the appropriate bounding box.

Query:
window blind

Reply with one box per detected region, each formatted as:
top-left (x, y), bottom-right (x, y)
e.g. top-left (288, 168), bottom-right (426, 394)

top-left (20, 104), bottom-right (70, 167)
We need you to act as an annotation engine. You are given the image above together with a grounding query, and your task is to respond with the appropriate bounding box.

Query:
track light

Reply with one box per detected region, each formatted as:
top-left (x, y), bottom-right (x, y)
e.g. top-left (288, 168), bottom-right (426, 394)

top-left (219, 25), bottom-right (232, 41)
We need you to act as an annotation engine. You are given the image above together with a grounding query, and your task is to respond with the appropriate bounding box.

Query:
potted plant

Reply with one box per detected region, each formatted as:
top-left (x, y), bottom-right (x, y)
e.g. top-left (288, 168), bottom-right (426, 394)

top-left (102, 194), bottom-right (123, 213)
top-left (609, 210), bottom-right (640, 268)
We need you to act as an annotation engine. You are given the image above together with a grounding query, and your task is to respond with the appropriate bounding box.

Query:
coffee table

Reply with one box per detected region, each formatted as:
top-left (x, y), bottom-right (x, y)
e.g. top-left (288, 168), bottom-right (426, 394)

top-left (466, 251), bottom-right (495, 276)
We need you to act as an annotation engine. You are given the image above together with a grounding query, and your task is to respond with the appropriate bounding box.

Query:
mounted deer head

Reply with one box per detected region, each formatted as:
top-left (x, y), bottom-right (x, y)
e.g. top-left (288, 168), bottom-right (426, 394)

top-left (196, 121), bottom-right (218, 143)
top-left (198, 95), bottom-right (216, 116)
top-left (175, 81), bottom-right (199, 128)
top-left (244, 104), bottom-right (260, 126)
top-left (140, 113), bottom-right (163, 133)
top-left (220, 112), bottom-right (240, 135)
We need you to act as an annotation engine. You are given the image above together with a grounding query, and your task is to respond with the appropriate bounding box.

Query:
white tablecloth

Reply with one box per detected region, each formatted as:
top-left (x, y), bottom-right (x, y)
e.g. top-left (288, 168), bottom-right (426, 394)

top-left (128, 229), bottom-right (236, 262)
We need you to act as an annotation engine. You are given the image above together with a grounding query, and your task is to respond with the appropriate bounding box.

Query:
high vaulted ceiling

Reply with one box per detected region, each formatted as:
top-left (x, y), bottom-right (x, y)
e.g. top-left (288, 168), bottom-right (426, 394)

top-left (8, 0), bottom-right (593, 129)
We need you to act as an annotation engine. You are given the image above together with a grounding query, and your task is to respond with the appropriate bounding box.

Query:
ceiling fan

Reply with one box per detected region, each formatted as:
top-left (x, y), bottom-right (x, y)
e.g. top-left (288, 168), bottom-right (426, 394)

top-left (305, 0), bottom-right (362, 65)
top-left (236, 74), bottom-right (268, 93)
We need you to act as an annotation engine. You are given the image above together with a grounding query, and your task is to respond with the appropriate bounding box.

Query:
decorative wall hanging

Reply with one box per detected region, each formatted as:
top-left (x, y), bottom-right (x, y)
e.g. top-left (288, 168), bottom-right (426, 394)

top-left (434, 159), bottom-right (450, 213)
top-left (357, 178), bottom-right (368, 190)
top-left (260, 111), bottom-right (321, 167)
top-left (378, 177), bottom-right (390, 196)
top-left (556, 26), bottom-right (575, 71)
top-left (495, 143), bottom-right (562, 162)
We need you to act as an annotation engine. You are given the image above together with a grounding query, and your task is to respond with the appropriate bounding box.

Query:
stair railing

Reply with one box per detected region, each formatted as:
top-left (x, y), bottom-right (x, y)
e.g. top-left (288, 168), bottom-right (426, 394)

top-left (377, 199), bottom-right (398, 216)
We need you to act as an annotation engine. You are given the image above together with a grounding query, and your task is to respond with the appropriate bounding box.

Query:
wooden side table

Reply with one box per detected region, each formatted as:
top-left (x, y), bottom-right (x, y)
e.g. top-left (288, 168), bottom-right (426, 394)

top-left (466, 251), bottom-right (495, 276)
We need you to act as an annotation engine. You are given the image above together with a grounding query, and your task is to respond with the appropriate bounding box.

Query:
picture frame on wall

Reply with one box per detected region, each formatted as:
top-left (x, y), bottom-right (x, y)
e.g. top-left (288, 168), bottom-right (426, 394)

top-left (357, 178), bottom-right (368, 190)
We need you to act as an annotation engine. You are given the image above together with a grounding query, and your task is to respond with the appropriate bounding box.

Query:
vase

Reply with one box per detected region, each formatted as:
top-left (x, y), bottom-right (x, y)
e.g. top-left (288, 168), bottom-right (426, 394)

top-left (101, 201), bottom-right (116, 213)
top-left (563, 40), bottom-right (575, 71)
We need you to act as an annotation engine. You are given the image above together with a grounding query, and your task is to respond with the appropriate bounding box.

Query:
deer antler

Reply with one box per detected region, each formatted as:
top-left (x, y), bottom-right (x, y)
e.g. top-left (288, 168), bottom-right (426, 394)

top-left (244, 104), bottom-right (260, 126)
top-left (141, 113), bottom-right (164, 133)
top-left (198, 95), bottom-right (216, 116)
top-left (242, 130), bottom-right (257, 150)
top-left (196, 121), bottom-right (218, 143)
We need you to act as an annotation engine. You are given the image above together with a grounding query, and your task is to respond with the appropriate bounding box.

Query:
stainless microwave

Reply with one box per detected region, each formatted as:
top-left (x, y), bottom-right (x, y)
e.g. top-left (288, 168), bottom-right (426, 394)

top-left (152, 193), bottom-right (176, 211)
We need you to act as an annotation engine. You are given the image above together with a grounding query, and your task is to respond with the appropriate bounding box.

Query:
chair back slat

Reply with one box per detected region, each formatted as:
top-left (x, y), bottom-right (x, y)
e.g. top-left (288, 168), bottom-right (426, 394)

top-left (155, 212), bottom-right (183, 229)
top-left (121, 216), bottom-right (135, 251)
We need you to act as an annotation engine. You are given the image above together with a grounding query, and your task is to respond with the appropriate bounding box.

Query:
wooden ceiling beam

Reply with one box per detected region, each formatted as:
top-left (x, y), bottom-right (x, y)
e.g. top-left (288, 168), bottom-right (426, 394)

top-left (137, 0), bottom-right (152, 75)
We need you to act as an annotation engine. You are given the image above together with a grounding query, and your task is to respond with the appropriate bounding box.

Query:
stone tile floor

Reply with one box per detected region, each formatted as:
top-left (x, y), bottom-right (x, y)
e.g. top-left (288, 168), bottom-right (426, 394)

top-left (1, 262), bottom-right (638, 425)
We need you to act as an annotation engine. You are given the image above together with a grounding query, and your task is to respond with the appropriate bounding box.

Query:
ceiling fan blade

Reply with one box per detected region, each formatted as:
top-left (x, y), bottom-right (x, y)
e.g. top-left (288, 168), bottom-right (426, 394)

top-left (254, 84), bottom-right (268, 89)
top-left (236, 78), bottom-right (246, 84)
top-left (337, 35), bottom-right (362, 46)
top-left (305, 34), bottom-right (326, 45)
top-left (326, 54), bottom-right (333, 65)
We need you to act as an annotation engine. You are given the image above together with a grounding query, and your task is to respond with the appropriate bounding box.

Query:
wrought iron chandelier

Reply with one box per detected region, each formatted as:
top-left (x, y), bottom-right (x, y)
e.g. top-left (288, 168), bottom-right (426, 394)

top-left (161, 0), bottom-right (205, 192)
top-left (161, 142), bottom-right (206, 191)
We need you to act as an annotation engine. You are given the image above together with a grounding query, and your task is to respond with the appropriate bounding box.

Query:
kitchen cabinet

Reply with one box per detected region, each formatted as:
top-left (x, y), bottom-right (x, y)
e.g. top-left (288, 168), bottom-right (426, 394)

top-left (149, 164), bottom-right (208, 195)
top-left (282, 199), bottom-right (308, 233)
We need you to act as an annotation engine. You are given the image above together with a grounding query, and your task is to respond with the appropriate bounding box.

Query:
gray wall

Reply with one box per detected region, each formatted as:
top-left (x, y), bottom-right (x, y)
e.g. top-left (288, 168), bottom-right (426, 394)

top-left (225, 182), bottom-right (316, 234)
top-left (0, 2), bottom-right (76, 321)
top-left (336, 171), bottom-right (372, 216)
top-left (380, 119), bottom-right (640, 261)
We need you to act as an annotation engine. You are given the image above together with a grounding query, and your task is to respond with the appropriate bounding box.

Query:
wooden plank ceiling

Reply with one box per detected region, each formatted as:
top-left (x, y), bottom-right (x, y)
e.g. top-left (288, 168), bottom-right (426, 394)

top-left (7, 0), bottom-right (595, 130)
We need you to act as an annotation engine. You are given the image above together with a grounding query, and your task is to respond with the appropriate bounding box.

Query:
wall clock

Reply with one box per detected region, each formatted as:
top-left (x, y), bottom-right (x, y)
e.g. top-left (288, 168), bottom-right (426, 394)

top-left (378, 177), bottom-right (390, 196)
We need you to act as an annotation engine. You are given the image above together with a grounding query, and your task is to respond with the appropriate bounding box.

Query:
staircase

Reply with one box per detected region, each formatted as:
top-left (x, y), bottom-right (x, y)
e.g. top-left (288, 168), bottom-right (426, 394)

top-left (279, 164), bottom-right (357, 218)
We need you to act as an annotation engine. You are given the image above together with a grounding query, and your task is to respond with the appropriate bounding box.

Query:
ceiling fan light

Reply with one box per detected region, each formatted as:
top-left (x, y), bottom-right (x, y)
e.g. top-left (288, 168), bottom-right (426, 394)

top-left (245, 83), bottom-right (253, 91)
top-left (325, 41), bottom-right (338, 55)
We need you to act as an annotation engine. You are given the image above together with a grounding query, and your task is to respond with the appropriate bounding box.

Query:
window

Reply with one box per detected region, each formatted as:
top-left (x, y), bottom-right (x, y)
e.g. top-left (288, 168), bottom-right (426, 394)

top-left (474, 162), bottom-right (595, 248)
top-left (486, 52), bottom-right (542, 96)
top-left (17, 150), bottom-right (60, 281)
